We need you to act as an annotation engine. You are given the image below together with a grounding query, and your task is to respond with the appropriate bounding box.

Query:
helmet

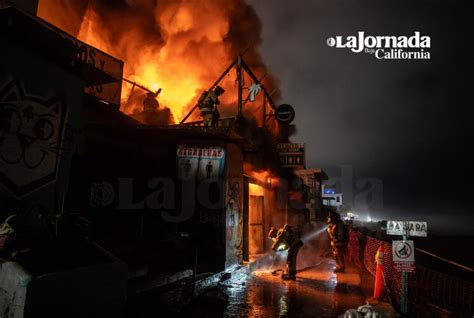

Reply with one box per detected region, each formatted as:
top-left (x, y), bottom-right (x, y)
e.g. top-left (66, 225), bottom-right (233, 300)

top-left (214, 86), bottom-right (225, 96)
top-left (327, 211), bottom-right (340, 224)
top-left (268, 227), bottom-right (278, 239)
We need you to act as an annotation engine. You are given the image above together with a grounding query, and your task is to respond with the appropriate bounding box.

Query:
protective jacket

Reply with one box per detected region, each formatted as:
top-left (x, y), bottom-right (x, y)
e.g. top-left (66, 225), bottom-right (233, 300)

top-left (327, 219), bottom-right (347, 248)
top-left (270, 224), bottom-right (302, 252)
top-left (268, 224), bottom-right (303, 279)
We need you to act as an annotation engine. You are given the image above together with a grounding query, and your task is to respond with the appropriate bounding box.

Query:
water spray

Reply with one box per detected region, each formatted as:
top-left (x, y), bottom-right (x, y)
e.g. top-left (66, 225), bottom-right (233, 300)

top-left (249, 226), bottom-right (328, 274)
top-left (301, 225), bottom-right (328, 243)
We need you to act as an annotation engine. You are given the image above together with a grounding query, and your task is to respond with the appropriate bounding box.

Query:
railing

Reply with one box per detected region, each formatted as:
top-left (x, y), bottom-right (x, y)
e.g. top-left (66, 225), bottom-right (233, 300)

top-left (348, 229), bottom-right (474, 317)
top-left (179, 117), bottom-right (237, 128)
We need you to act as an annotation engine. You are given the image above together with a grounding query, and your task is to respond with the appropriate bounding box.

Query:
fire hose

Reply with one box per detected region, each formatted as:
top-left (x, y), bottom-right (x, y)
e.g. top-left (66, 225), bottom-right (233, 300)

top-left (271, 261), bottom-right (324, 276)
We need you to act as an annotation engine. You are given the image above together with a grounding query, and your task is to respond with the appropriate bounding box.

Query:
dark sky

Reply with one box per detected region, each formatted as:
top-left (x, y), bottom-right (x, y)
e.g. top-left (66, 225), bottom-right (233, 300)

top-left (249, 0), bottom-right (473, 234)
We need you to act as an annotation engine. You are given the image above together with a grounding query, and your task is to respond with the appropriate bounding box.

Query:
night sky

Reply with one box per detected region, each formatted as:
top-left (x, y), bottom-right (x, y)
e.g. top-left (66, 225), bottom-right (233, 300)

top-left (249, 0), bottom-right (473, 234)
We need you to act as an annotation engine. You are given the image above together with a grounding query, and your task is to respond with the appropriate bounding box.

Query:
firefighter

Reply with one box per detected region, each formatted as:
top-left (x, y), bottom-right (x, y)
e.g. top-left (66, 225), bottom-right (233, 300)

top-left (198, 86), bottom-right (225, 126)
top-left (327, 211), bottom-right (347, 272)
top-left (143, 89), bottom-right (161, 113)
top-left (268, 224), bottom-right (304, 280)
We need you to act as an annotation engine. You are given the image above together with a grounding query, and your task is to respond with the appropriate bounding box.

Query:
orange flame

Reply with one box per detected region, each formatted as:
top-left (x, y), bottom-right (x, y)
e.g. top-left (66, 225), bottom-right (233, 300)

top-left (244, 162), bottom-right (276, 186)
top-left (37, 0), bottom-right (280, 123)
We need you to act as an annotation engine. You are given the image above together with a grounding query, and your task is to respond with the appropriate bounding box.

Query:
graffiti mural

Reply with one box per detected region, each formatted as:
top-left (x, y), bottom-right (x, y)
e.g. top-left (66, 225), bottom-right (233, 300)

top-left (0, 79), bottom-right (66, 197)
top-left (225, 179), bottom-right (243, 266)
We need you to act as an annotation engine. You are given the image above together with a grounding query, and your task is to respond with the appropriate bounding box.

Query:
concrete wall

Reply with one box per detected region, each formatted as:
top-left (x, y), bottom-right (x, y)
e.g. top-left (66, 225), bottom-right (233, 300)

top-left (0, 259), bottom-right (31, 318)
top-left (0, 253), bottom-right (127, 318)
top-left (25, 257), bottom-right (127, 317)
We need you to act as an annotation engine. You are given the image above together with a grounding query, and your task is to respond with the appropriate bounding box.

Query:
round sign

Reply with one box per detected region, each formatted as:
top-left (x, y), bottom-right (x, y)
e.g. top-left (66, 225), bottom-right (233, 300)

top-left (275, 104), bottom-right (295, 124)
top-left (394, 241), bottom-right (412, 260)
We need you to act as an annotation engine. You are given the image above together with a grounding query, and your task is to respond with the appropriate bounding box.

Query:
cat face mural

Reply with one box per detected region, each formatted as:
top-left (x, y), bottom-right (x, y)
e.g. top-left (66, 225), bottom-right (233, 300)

top-left (0, 79), bottom-right (66, 197)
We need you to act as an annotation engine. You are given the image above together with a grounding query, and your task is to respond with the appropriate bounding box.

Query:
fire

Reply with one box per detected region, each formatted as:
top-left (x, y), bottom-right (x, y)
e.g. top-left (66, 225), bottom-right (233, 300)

top-left (249, 182), bottom-right (264, 196)
top-left (244, 163), bottom-right (275, 186)
top-left (74, 2), bottom-right (215, 120)
top-left (37, 0), bottom-right (280, 123)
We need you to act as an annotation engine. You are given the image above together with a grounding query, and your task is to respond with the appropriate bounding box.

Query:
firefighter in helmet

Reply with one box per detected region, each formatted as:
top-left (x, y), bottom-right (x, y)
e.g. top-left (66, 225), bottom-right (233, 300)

top-left (327, 211), bottom-right (347, 272)
top-left (198, 86), bottom-right (225, 126)
top-left (143, 89), bottom-right (161, 113)
top-left (268, 224), bottom-right (303, 280)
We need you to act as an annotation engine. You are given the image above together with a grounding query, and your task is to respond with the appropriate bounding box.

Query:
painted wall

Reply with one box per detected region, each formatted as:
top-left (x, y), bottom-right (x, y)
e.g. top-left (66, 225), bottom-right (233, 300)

top-left (0, 34), bottom-right (83, 224)
top-left (225, 143), bottom-right (244, 268)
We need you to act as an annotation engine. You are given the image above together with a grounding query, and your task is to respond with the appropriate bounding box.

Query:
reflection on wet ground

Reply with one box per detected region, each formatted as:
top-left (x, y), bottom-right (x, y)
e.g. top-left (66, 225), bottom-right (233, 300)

top-left (221, 256), bottom-right (365, 317)
top-left (127, 242), bottom-right (367, 317)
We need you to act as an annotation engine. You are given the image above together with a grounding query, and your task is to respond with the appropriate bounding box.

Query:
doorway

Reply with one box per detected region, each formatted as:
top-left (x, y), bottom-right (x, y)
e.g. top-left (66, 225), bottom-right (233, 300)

top-left (249, 195), bottom-right (264, 254)
top-left (248, 183), bottom-right (265, 256)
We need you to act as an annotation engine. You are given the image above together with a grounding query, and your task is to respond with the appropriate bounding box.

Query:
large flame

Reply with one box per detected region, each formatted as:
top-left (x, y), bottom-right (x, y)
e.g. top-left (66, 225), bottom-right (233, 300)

top-left (244, 162), bottom-right (277, 186)
top-left (37, 0), bottom-right (280, 123)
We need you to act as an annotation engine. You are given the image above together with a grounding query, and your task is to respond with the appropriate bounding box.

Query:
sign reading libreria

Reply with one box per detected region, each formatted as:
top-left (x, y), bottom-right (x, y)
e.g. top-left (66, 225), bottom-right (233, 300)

top-left (177, 144), bottom-right (226, 181)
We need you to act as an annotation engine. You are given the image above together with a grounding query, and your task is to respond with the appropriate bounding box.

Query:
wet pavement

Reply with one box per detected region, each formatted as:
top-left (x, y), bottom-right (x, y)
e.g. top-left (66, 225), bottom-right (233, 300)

top-left (220, 254), bottom-right (366, 318)
top-left (127, 250), bottom-right (397, 318)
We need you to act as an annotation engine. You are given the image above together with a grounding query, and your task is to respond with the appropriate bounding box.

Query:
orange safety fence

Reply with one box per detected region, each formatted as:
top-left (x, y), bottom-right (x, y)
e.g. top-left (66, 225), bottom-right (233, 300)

top-left (348, 229), bottom-right (474, 317)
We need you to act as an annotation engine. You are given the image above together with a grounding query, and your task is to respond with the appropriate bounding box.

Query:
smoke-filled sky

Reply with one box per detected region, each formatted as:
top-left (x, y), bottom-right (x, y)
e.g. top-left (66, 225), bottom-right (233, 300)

top-left (249, 0), bottom-right (473, 234)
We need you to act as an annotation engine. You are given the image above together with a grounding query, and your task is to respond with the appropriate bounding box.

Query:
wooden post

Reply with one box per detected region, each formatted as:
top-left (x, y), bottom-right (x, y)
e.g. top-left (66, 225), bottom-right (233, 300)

top-left (401, 221), bottom-right (409, 315)
top-left (126, 82), bottom-right (136, 108)
top-left (237, 55), bottom-right (243, 118)
top-left (241, 59), bottom-right (277, 111)
top-left (123, 78), bottom-right (156, 94)
top-left (262, 93), bottom-right (267, 128)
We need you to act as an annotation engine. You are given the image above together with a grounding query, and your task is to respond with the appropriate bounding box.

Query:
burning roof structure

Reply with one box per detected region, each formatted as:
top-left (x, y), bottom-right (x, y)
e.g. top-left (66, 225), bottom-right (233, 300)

top-left (37, 0), bottom-right (281, 124)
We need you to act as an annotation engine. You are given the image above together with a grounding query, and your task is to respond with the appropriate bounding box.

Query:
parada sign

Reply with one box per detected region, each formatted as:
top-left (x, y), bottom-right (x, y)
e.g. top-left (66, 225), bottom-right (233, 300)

top-left (387, 221), bottom-right (427, 237)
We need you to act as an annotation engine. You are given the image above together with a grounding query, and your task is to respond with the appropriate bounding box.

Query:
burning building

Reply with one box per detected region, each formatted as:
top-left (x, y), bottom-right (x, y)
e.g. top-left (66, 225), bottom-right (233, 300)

top-left (0, 1), bottom-right (327, 316)
top-left (36, 0), bottom-right (281, 122)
